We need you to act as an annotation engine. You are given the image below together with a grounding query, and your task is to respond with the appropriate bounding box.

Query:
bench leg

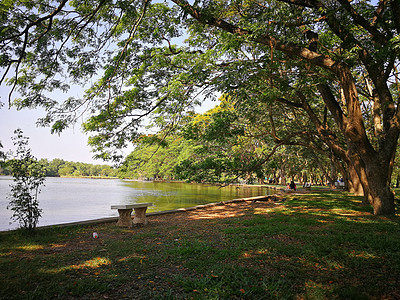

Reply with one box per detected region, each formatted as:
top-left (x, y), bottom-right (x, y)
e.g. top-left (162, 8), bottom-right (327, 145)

top-left (116, 209), bottom-right (133, 227)
top-left (133, 207), bottom-right (149, 225)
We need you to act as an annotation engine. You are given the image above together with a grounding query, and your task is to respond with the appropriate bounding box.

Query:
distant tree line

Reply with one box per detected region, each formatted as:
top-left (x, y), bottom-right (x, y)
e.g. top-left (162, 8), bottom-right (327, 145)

top-left (0, 158), bottom-right (116, 178)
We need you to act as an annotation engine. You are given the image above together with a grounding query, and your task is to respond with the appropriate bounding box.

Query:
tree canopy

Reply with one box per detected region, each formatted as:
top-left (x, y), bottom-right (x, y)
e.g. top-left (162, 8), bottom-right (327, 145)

top-left (1, 0), bottom-right (399, 214)
top-left (118, 134), bottom-right (197, 179)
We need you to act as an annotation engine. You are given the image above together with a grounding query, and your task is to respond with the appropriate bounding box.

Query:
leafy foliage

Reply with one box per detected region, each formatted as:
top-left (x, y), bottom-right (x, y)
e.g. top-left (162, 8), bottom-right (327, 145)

top-left (118, 135), bottom-right (197, 179)
top-left (0, 141), bottom-right (6, 166)
top-left (176, 115), bottom-right (264, 182)
top-left (175, 95), bottom-right (329, 184)
top-left (6, 129), bottom-right (45, 231)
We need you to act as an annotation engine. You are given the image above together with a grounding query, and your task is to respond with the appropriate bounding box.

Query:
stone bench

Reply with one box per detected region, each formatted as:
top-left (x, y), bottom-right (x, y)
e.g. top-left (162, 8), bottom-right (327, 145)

top-left (111, 203), bottom-right (153, 227)
top-left (335, 182), bottom-right (345, 189)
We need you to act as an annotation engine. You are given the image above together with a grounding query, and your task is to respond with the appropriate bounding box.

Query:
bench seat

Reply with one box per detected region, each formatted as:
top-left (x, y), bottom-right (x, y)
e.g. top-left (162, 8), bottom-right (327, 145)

top-left (335, 182), bottom-right (345, 189)
top-left (111, 203), bottom-right (153, 210)
top-left (111, 203), bottom-right (153, 227)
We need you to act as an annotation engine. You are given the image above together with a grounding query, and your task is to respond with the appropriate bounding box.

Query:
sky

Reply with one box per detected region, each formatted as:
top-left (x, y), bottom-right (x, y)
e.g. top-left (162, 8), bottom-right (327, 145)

top-left (0, 81), bottom-right (132, 165)
top-left (0, 96), bottom-right (104, 165)
top-left (0, 85), bottom-right (217, 165)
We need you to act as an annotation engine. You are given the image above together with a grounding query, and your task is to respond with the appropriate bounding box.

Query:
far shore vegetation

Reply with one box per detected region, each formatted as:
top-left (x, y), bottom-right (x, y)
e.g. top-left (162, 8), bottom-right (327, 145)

top-left (0, 158), bottom-right (117, 178)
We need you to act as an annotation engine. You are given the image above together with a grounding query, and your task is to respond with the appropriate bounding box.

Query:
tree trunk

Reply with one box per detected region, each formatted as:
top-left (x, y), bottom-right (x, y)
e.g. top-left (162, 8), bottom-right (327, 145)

top-left (363, 158), bottom-right (395, 215)
top-left (279, 163), bottom-right (286, 185)
top-left (347, 164), bottom-right (364, 196)
top-left (273, 170), bottom-right (279, 184)
top-left (302, 172), bottom-right (307, 183)
top-left (319, 67), bottom-right (397, 215)
top-left (321, 167), bottom-right (335, 188)
top-left (347, 145), bottom-right (396, 214)
top-left (280, 174), bottom-right (286, 185)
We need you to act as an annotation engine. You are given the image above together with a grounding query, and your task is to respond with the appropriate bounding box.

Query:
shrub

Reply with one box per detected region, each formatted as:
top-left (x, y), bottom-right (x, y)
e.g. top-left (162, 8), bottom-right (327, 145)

top-left (7, 129), bottom-right (45, 231)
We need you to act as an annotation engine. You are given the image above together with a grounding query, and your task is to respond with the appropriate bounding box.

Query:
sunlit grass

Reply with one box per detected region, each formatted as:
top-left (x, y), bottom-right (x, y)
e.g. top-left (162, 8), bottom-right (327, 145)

top-left (16, 244), bottom-right (44, 251)
top-left (43, 257), bottom-right (112, 274)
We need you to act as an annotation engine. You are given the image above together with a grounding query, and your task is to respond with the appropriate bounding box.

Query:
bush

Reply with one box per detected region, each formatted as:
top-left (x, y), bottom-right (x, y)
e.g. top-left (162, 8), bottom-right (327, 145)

top-left (7, 129), bottom-right (45, 231)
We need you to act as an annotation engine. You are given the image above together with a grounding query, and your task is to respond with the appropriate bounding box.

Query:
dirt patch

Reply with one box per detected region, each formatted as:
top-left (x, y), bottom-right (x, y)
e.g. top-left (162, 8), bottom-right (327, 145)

top-left (147, 200), bottom-right (280, 223)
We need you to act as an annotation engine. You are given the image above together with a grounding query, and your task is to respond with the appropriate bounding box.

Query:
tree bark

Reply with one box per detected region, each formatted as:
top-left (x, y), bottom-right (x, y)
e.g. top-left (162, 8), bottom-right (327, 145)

top-left (347, 164), bottom-right (364, 197)
top-left (318, 76), bottom-right (396, 214)
top-left (362, 154), bottom-right (396, 215)
top-left (303, 172), bottom-right (307, 183)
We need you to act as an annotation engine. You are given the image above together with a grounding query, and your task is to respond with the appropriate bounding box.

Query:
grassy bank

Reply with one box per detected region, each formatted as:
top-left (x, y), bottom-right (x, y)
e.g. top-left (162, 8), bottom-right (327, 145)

top-left (1, 191), bottom-right (399, 299)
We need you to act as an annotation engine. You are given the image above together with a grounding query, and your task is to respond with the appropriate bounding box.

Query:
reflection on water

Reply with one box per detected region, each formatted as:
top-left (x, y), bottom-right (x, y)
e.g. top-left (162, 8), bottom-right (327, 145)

top-left (122, 181), bottom-right (272, 211)
top-left (0, 177), bottom-right (274, 231)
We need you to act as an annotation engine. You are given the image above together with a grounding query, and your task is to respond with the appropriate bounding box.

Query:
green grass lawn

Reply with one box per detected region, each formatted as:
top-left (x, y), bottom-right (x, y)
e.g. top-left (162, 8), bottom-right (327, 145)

top-left (1, 191), bottom-right (399, 299)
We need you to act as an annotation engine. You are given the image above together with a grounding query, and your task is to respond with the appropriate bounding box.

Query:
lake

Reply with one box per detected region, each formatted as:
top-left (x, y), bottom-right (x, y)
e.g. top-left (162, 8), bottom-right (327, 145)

top-left (0, 177), bottom-right (273, 231)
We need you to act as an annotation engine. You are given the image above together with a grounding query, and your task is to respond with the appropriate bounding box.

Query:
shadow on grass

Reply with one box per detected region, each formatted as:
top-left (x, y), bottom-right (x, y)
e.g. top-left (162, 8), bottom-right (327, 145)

top-left (215, 191), bottom-right (400, 299)
top-left (287, 190), bottom-right (371, 211)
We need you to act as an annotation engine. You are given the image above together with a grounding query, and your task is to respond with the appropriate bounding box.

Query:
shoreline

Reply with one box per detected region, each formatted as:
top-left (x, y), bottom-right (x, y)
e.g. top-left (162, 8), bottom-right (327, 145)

top-left (0, 180), bottom-right (313, 233)
top-left (0, 195), bottom-right (278, 233)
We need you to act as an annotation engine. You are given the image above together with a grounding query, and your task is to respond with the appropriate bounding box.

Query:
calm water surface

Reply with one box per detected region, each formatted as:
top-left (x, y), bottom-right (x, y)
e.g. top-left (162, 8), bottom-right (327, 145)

top-left (0, 177), bottom-right (272, 231)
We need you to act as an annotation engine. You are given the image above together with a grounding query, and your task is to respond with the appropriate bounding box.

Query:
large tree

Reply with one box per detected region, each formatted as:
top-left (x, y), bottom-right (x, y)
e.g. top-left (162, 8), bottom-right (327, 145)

top-left (178, 94), bottom-right (339, 186)
top-left (1, 0), bottom-right (399, 214)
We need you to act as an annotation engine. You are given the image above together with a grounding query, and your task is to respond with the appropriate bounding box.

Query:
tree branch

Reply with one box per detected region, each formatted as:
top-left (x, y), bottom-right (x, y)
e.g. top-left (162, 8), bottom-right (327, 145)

top-left (172, 0), bottom-right (341, 73)
top-left (275, 97), bottom-right (303, 108)
top-left (336, 0), bottom-right (388, 44)
top-left (317, 84), bottom-right (346, 132)
top-left (390, 0), bottom-right (400, 34)
top-left (2, 0), bottom-right (69, 99)
top-left (274, 0), bottom-right (320, 8)
top-left (371, 0), bottom-right (388, 27)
